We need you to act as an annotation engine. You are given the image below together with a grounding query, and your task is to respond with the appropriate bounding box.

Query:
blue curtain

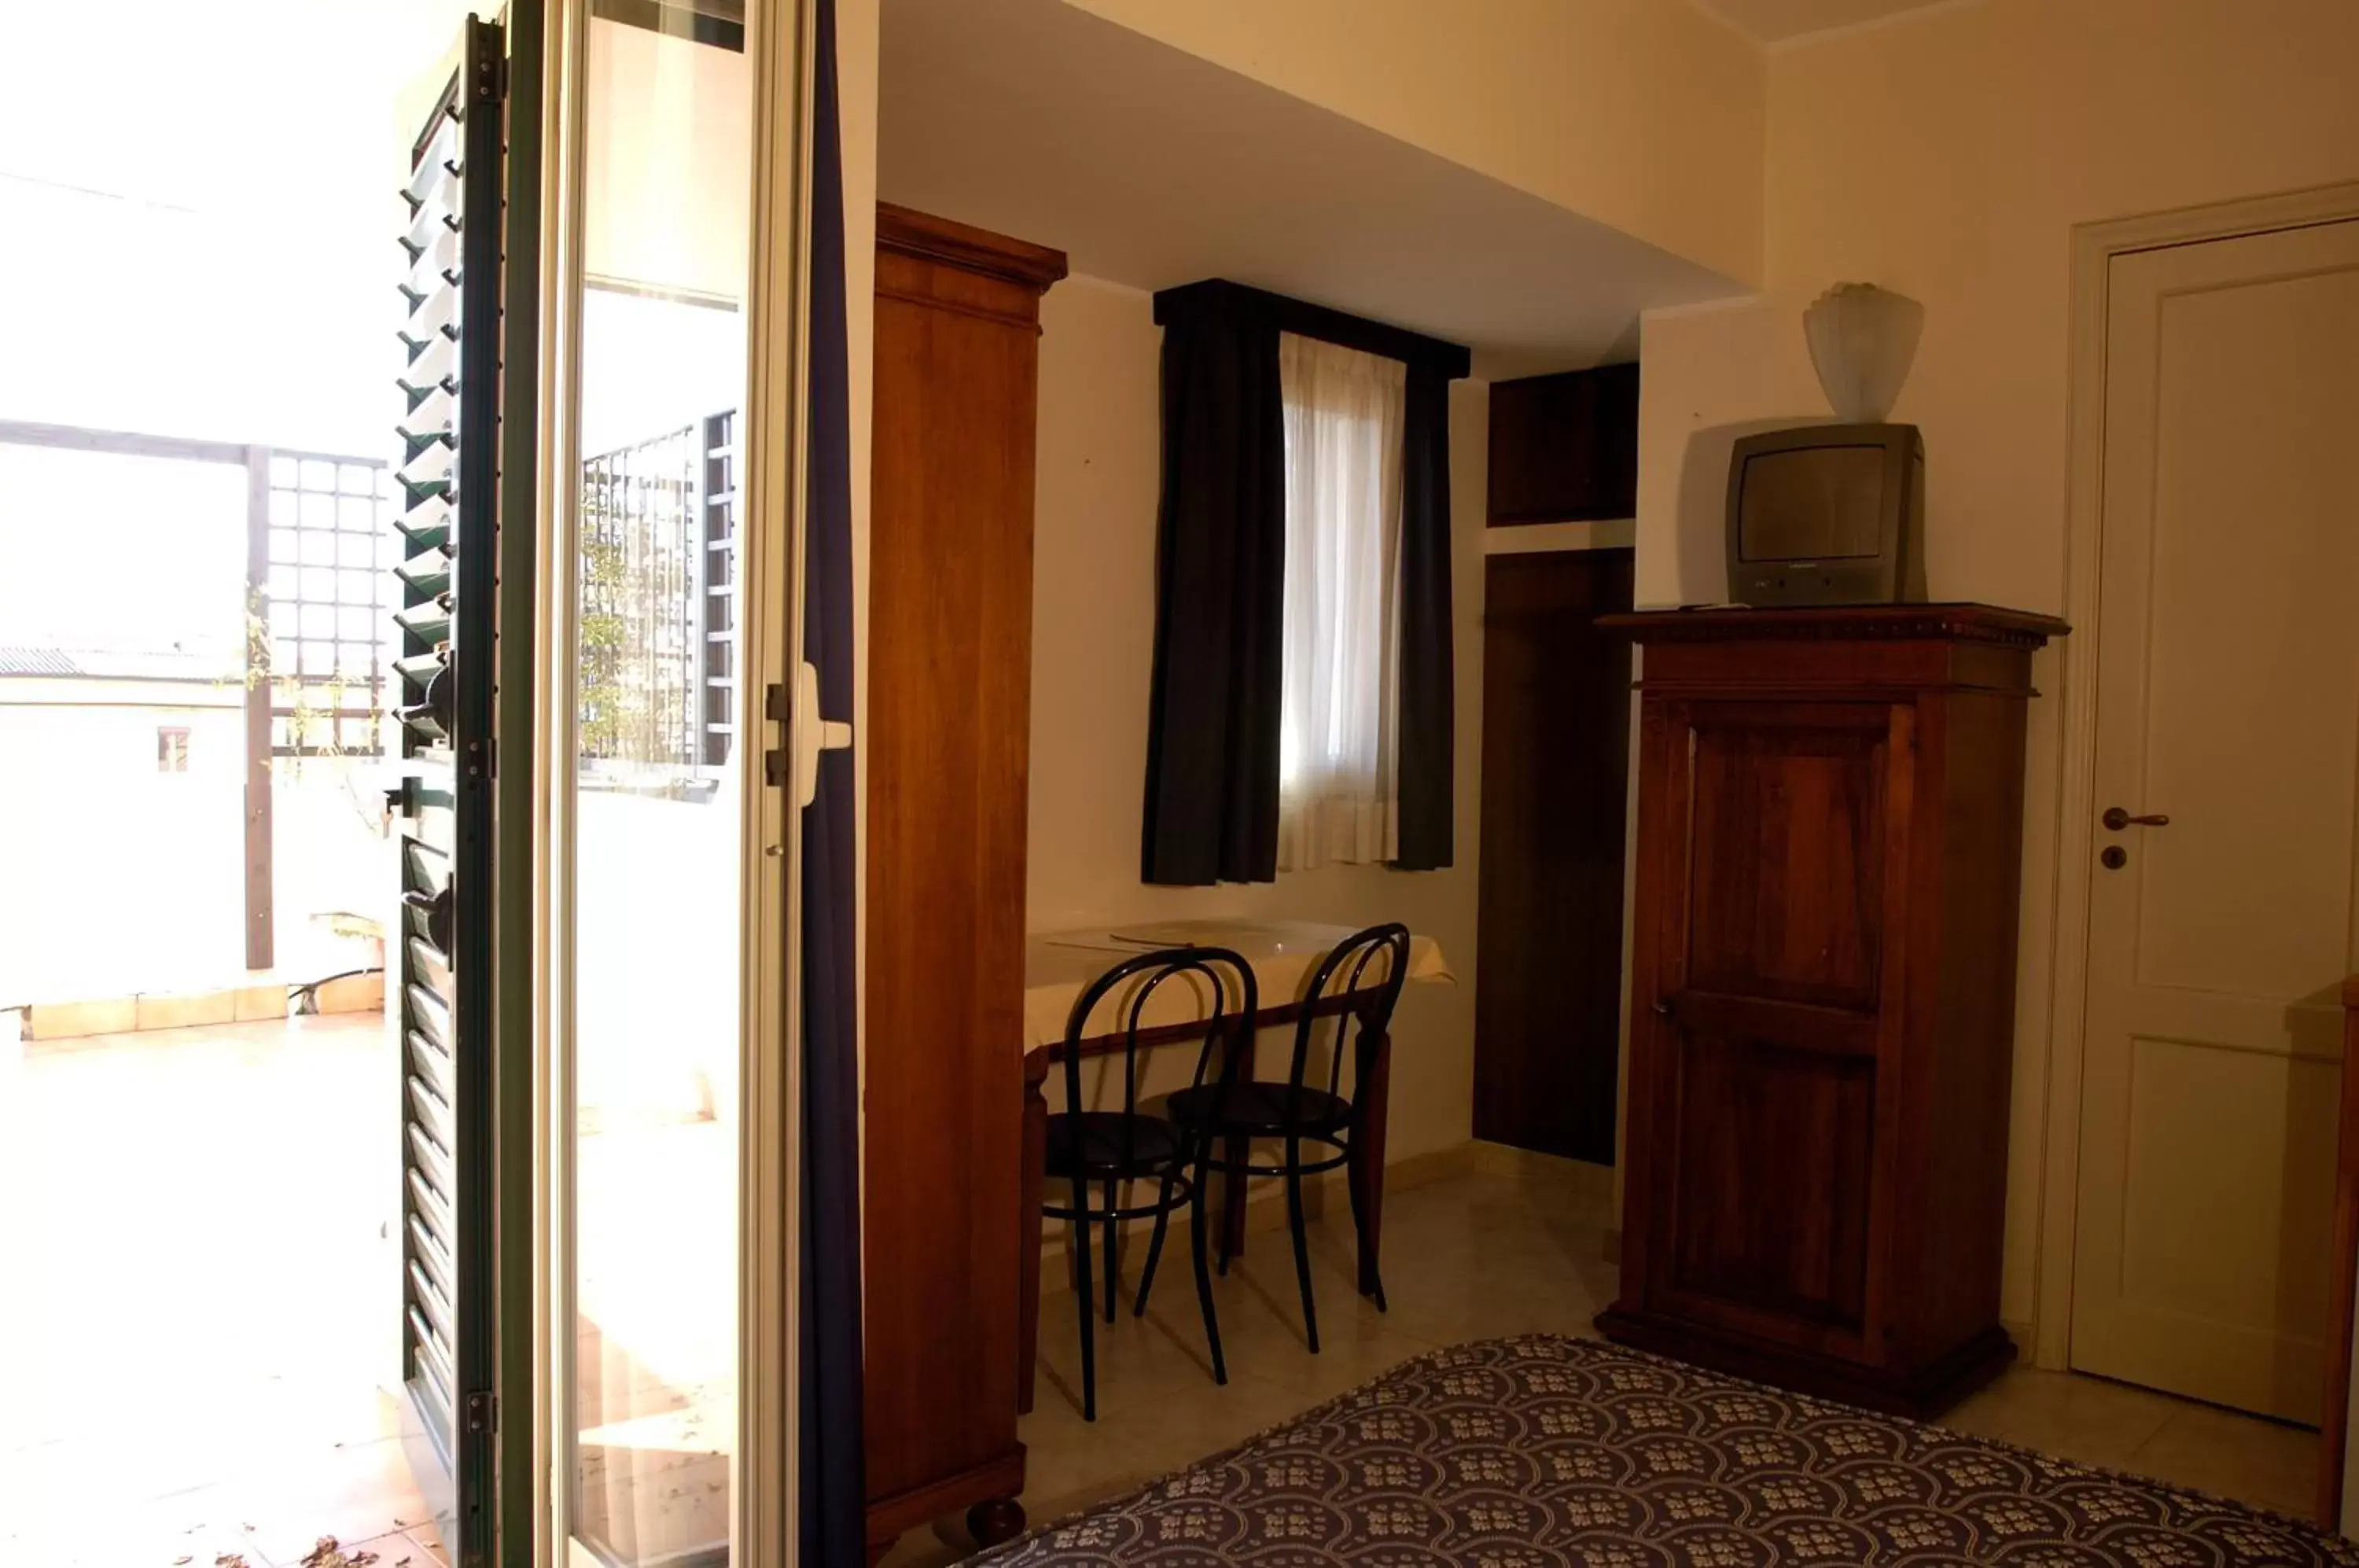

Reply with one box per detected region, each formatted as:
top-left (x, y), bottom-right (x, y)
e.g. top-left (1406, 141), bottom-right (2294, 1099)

top-left (799, 0), bottom-right (867, 1559)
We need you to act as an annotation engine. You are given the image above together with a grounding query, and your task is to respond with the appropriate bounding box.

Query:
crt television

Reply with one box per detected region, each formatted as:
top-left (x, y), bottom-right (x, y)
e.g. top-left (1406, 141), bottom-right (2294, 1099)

top-left (1724, 422), bottom-right (1926, 605)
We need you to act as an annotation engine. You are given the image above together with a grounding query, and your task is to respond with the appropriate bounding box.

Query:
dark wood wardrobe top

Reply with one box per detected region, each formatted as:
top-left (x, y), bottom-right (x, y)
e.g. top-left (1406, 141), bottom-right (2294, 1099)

top-left (877, 201), bottom-right (1068, 292)
top-left (1601, 602), bottom-right (2070, 648)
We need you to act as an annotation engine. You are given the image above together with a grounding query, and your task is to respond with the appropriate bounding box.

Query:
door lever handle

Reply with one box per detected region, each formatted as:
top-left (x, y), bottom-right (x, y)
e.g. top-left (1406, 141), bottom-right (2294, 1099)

top-left (2102, 807), bottom-right (2171, 831)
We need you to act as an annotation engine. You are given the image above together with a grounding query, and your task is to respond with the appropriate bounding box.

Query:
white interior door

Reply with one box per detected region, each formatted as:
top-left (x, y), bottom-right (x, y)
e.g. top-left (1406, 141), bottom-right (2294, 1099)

top-left (2071, 216), bottom-right (2359, 1423)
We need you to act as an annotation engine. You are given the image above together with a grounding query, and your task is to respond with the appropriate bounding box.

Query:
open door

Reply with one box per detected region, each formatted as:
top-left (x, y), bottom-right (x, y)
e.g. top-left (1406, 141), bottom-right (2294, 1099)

top-left (392, 17), bottom-right (510, 1561)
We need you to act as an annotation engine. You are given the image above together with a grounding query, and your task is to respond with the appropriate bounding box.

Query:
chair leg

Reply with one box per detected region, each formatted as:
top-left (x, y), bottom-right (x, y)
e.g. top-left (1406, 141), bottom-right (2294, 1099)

top-left (1188, 1139), bottom-right (1227, 1386)
top-left (1072, 1177), bottom-right (1097, 1421)
top-left (1102, 1179), bottom-right (1121, 1323)
top-left (1284, 1136), bottom-right (1319, 1354)
top-left (1133, 1166), bottom-right (1177, 1318)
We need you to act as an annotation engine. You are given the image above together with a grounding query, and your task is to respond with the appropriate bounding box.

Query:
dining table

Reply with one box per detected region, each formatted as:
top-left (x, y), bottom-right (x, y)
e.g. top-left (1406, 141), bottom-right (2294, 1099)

top-left (1016, 918), bottom-right (1454, 1414)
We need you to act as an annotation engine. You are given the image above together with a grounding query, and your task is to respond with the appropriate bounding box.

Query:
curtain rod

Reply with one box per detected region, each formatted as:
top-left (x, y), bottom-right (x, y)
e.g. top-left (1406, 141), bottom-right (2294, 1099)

top-left (1151, 278), bottom-right (1472, 380)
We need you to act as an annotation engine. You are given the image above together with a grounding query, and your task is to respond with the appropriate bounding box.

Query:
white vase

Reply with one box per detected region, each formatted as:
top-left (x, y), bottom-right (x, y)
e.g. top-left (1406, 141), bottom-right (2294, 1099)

top-left (1804, 282), bottom-right (1924, 424)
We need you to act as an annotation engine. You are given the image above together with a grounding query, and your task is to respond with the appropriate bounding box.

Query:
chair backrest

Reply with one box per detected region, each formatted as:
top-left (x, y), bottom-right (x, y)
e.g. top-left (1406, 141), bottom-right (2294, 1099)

top-left (1282, 924), bottom-right (1411, 1102)
top-left (1062, 945), bottom-right (1258, 1165)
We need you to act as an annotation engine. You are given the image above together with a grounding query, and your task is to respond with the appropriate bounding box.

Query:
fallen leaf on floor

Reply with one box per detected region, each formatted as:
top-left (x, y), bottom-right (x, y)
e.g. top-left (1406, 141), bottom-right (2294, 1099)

top-left (215, 1555), bottom-right (250, 1568)
top-left (175, 1557), bottom-right (192, 1566)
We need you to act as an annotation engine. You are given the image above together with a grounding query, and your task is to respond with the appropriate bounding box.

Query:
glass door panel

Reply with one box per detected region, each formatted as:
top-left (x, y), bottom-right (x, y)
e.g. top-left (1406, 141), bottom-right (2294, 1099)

top-left (565, 5), bottom-right (755, 1563)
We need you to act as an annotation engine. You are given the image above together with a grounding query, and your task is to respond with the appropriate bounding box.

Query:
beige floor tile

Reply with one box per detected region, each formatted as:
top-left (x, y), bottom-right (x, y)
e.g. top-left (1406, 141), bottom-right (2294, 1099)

top-left (217, 1437), bottom-right (433, 1567)
top-left (404, 1518), bottom-right (450, 1567)
top-left (1930, 1365), bottom-right (2187, 1470)
top-left (329, 1529), bottom-right (435, 1566)
top-left (0, 1484), bottom-right (236, 1568)
top-left (1086, 1368), bottom-right (1317, 1489)
top-left (1175, 1259), bottom-right (1440, 1398)
top-left (2127, 1400), bottom-right (2321, 1518)
top-left (1032, 1279), bottom-right (1235, 1421)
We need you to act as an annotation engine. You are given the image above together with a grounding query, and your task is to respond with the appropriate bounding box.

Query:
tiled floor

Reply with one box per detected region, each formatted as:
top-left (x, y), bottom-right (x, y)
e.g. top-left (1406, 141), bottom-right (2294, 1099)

top-left (6, 1012), bottom-right (449, 1568)
top-left (13, 1014), bottom-right (2319, 1567)
top-left (8, 1008), bottom-right (738, 1568)
top-left (882, 1162), bottom-right (2322, 1565)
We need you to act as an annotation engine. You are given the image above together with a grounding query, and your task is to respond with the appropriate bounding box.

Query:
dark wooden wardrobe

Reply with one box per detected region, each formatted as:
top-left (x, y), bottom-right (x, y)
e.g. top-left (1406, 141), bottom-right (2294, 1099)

top-left (1598, 604), bottom-right (2066, 1418)
top-left (1473, 548), bottom-right (1633, 1163)
top-left (862, 204), bottom-right (1064, 1557)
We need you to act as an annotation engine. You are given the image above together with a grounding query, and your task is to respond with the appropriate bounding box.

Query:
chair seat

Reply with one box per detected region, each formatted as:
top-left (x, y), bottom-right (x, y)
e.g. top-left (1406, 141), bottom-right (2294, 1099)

top-left (1164, 1081), bottom-right (1355, 1138)
top-left (1044, 1111), bottom-right (1182, 1180)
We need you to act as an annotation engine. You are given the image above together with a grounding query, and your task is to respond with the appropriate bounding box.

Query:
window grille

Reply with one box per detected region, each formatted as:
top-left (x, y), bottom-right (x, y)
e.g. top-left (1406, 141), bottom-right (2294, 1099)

top-left (267, 453), bottom-right (392, 756)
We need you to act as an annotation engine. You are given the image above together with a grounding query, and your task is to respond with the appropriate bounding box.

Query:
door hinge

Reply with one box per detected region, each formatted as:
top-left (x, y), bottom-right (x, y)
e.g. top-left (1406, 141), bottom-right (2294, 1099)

top-left (466, 1389), bottom-right (498, 1434)
top-left (466, 736), bottom-right (496, 781)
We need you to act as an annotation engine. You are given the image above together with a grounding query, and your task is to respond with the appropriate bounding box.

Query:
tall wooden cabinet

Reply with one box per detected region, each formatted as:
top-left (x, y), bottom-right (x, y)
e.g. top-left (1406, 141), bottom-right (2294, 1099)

top-left (863, 204), bottom-right (1065, 1556)
top-left (1597, 604), bottom-right (2066, 1418)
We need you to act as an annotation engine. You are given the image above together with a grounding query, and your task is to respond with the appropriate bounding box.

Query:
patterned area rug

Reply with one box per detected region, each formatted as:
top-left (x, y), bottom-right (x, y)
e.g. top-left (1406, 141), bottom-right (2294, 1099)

top-left (981, 1335), bottom-right (2357, 1566)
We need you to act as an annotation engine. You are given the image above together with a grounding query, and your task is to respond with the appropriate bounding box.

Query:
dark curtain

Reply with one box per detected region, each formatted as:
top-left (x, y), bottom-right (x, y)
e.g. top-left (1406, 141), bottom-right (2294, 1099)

top-left (1393, 363), bottom-right (1454, 870)
top-left (1139, 294), bottom-right (1286, 885)
top-left (799, 0), bottom-right (867, 1559)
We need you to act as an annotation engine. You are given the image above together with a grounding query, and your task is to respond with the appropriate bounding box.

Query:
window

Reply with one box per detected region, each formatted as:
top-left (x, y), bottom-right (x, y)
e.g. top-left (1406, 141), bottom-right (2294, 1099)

top-left (1276, 332), bottom-right (1405, 871)
top-left (156, 725), bottom-right (190, 773)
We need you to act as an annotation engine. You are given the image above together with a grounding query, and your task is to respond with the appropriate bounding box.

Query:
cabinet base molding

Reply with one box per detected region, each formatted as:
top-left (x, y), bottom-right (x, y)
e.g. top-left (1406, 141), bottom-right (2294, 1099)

top-left (1595, 1309), bottom-right (2016, 1420)
top-left (864, 1445), bottom-right (1029, 1562)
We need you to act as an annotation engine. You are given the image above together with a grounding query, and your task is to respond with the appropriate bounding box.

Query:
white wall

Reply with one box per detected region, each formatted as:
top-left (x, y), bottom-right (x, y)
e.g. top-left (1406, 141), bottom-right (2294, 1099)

top-left (1633, 0), bottom-right (2359, 1331)
top-left (1026, 274), bottom-right (1491, 1161)
top-left (0, 686), bottom-right (385, 1002)
top-left (1060, 0), bottom-right (1766, 288)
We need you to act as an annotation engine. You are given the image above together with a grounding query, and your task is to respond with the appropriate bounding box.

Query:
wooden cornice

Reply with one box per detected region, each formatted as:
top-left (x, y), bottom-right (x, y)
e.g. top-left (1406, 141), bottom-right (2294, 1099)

top-left (1603, 602), bottom-right (2071, 650)
top-left (876, 202), bottom-right (1067, 293)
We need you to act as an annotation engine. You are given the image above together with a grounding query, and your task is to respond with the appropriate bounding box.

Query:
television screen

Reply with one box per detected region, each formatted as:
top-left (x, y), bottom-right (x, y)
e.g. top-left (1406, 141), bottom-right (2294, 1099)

top-left (1737, 444), bottom-right (1888, 562)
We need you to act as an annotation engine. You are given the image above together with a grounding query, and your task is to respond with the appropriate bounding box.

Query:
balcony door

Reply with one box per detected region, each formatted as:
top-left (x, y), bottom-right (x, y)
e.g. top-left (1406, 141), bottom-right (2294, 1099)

top-left (546, 2), bottom-right (804, 1565)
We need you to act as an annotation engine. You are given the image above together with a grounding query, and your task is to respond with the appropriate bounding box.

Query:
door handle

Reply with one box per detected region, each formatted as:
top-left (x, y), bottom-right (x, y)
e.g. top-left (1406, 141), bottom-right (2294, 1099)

top-left (762, 663), bottom-right (854, 804)
top-left (2102, 807), bottom-right (2171, 831)
top-left (790, 660), bottom-right (853, 808)
top-left (1653, 997), bottom-right (1676, 1018)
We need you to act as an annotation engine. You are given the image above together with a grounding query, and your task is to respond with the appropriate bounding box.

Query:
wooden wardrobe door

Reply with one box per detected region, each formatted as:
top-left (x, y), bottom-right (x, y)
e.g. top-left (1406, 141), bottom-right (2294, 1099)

top-left (1640, 700), bottom-right (1912, 1357)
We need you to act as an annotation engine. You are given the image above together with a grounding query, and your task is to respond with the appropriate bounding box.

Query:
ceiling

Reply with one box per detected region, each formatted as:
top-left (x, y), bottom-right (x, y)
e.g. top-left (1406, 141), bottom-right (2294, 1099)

top-left (1690, 0), bottom-right (1966, 46)
top-left (878, 0), bottom-right (1743, 378)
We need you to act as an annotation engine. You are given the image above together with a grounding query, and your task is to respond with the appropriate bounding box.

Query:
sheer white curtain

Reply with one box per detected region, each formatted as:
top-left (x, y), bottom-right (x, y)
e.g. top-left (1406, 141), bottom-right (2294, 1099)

top-left (1277, 331), bottom-right (1405, 871)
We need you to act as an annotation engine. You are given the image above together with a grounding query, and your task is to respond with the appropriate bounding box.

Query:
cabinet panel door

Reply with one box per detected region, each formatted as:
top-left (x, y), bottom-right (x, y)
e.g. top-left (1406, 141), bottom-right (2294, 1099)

top-left (1684, 704), bottom-right (1897, 1011)
top-left (1630, 698), bottom-right (1911, 1360)
top-left (1662, 1025), bottom-right (1877, 1346)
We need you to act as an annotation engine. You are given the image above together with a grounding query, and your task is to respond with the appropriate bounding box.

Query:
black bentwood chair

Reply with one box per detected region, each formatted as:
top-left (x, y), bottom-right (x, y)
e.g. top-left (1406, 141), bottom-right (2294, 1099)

top-left (1158, 923), bottom-right (1409, 1355)
top-left (1043, 945), bottom-right (1258, 1421)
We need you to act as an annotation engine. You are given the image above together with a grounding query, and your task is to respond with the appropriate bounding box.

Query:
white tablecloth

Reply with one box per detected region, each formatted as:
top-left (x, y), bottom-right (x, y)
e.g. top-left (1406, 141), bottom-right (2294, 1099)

top-left (1021, 918), bottom-right (1454, 1054)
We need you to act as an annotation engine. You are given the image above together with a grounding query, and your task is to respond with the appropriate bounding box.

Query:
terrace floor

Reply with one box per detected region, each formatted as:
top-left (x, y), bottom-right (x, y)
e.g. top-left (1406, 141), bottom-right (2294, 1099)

top-left (7, 1012), bottom-right (441, 1568)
